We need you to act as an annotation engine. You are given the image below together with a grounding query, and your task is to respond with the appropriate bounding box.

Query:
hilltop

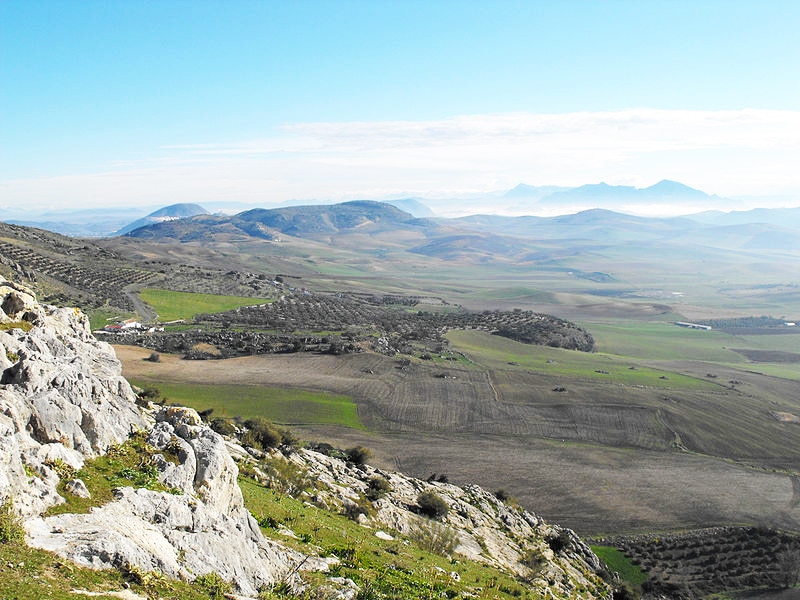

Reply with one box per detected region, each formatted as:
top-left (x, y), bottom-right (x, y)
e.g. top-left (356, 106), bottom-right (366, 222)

top-left (114, 203), bottom-right (210, 236)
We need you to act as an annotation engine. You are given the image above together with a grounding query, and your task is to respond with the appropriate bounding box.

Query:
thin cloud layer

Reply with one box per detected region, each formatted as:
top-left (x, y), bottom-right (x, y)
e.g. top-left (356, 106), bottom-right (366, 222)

top-left (4, 109), bottom-right (800, 214)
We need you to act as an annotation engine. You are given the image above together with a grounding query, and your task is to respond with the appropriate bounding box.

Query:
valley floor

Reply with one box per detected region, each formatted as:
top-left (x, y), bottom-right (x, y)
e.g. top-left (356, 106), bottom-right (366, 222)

top-left (115, 345), bottom-right (800, 536)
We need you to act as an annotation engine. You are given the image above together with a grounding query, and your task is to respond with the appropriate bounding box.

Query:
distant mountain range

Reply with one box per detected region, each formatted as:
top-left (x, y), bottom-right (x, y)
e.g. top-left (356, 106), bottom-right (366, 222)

top-left (6, 180), bottom-right (797, 237)
top-left (2, 196), bottom-right (799, 320)
top-left (118, 199), bottom-right (800, 259)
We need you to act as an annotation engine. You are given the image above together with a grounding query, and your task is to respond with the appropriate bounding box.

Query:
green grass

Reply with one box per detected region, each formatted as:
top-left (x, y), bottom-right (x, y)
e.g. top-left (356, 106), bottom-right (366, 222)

top-left (743, 363), bottom-right (800, 381)
top-left (446, 329), bottom-right (714, 389)
top-left (86, 307), bottom-right (135, 331)
top-left (591, 545), bottom-right (648, 585)
top-left (587, 321), bottom-right (746, 362)
top-left (139, 288), bottom-right (271, 322)
top-left (45, 431), bottom-right (182, 517)
top-left (239, 477), bottom-right (553, 600)
top-left (131, 380), bottom-right (364, 429)
top-left (0, 541), bottom-right (212, 600)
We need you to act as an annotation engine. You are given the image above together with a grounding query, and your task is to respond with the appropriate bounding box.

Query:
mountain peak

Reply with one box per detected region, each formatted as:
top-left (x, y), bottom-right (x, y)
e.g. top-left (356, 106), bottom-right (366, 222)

top-left (644, 180), bottom-right (708, 197)
top-left (114, 203), bottom-right (210, 236)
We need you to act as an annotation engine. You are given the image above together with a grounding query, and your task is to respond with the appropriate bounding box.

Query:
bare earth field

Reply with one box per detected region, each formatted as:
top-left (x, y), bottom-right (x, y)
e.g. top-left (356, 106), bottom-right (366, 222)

top-left (115, 344), bottom-right (800, 536)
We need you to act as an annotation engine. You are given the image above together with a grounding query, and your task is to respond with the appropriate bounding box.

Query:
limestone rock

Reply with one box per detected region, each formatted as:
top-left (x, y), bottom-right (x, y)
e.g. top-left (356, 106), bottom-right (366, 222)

top-left (0, 278), bottom-right (147, 515)
top-left (281, 448), bottom-right (613, 597)
top-left (65, 478), bottom-right (91, 498)
top-left (26, 487), bottom-right (319, 597)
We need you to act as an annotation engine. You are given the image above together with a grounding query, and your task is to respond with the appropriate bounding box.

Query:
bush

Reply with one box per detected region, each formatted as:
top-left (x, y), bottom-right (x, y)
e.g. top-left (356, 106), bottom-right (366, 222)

top-left (416, 490), bottom-right (449, 519)
top-left (546, 529), bottom-right (572, 553)
top-left (260, 456), bottom-right (312, 497)
top-left (365, 476), bottom-right (392, 501)
top-left (243, 417), bottom-right (282, 450)
top-left (520, 548), bottom-right (547, 581)
top-left (409, 517), bottom-right (459, 557)
top-left (0, 497), bottom-right (24, 545)
top-left (194, 571), bottom-right (232, 599)
top-left (345, 446), bottom-right (371, 466)
top-left (209, 417), bottom-right (237, 436)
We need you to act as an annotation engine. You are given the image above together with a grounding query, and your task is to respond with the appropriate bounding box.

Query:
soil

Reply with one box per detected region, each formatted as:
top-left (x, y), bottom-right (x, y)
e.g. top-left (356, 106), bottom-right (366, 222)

top-left (115, 345), bottom-right (800, 537)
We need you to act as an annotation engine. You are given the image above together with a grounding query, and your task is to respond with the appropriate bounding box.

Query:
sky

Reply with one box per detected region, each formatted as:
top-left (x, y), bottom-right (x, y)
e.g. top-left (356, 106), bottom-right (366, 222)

top-left (2, 0), bottom-right (800, 216)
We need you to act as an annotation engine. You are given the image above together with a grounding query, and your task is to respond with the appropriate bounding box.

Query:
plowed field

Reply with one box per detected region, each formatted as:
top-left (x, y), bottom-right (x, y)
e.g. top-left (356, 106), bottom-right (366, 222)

top-left (116, 343), bottom-right (800, 535)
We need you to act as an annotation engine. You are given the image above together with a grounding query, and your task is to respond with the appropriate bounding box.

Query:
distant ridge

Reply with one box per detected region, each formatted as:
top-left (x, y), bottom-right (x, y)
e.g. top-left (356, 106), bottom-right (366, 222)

top-left (114, 203), bottom-right (209, 236)
top-left (384, 198), bottom-right (436, 218)
top-left (538, 180), bottom-right (713, 205)
top-left (125, 199), bottom-right (436, 242)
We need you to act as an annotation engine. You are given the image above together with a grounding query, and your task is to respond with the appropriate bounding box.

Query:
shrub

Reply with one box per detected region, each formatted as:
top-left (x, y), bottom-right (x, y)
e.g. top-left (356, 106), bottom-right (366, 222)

top-left (416, 490), bottom-right (449, 519)
top-left (409, 517), bottom-right (459, 557)
top-left (365, 476), bottom-right (392, 501)
top-left (345, 445), bottom-right (371, 466)
top-left (494, 489), bottom-right (510, 502)
top-left (342, 494), bottom-right (373, 521)
top-left (209, 417), bottom-right (237, 436)
top-left (244, 417), bottom-right (282, 450)
top-left (194, 571), bottom-right (232, 599)
top-left (0, 497), bottom-right (24, 545)
top-left (520, 548), bottom-right (547, 581)
top-left (277, 428), bottom-right (300, 453)
top-left (546, 529), bottom-right (572, 553)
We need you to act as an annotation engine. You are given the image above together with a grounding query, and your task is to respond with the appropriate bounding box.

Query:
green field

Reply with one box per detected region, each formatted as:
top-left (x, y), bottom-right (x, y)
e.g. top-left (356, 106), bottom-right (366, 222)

top-left (446, 329), bottom-right (715, 389)
top-left (131, 380), bottom-right (363, 429)
top-left (587, 321), bottom-right (746, 362)
top-left (590, 546), bottom-right (648, 585)
top-left (139, 288), bottom-right (270, 322)
top-left (87, 307), bottom-right (135, 331)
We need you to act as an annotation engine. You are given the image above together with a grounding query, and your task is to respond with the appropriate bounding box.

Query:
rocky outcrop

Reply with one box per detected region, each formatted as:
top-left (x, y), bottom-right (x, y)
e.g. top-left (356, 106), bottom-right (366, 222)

top-left (0, 278), bottom-right (317, 596)
top-left (25, 406), bottom-right (327, 596)
top-left (0, 277), bottom-right (146, 515)
top-left (245, 447), bottom-right (613, 598)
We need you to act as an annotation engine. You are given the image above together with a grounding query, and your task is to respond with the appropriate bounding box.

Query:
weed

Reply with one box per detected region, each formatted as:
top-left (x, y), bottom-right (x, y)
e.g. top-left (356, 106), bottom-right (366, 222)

top-left (44, 457), bottom-right (76, 481)
top-left (409, 518), bottom-right (459, 557)
top-left (0, 498), bottom-right (24, 545)
top-left (365, 476), bottom-right (392, 502)
top-left (260, 455), bottom-right (313, 497)
top-left (520, 548), bottom-right (547, 582)
top-left (0, 320), bottom-right (33, 332)
top-left (194, 571), bottom-right (233, 599)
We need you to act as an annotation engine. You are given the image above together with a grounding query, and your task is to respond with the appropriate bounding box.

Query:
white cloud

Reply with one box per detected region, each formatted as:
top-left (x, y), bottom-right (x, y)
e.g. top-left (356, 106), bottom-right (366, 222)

top-left (4, 109), bottom-right (800, 214)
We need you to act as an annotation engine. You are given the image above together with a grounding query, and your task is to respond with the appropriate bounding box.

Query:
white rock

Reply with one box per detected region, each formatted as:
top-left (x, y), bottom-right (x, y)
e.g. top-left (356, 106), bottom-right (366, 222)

top-left (65, 479), bottom-right (91, 498)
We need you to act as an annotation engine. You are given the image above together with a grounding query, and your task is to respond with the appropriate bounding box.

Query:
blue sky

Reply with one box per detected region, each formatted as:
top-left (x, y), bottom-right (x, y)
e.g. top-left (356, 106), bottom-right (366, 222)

top-left (2, 0), bottom-right (800, 215)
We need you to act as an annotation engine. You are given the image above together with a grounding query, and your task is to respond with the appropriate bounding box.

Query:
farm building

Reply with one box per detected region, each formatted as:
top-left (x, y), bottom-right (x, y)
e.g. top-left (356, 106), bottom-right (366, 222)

top-left (675, 321), bottom-right (712, 331)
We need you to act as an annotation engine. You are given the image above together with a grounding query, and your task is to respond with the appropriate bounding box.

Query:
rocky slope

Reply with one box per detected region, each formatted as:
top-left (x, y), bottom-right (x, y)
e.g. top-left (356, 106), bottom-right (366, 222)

top-left (0, 276), bottom-right (614, 598)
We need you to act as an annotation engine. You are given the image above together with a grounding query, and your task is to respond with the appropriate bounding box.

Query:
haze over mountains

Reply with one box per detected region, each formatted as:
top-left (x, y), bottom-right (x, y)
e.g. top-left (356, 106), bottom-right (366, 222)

top-left (119, 198), bottom-right (800, 258)
top-left (6, 179), bottom-right (797, 237)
